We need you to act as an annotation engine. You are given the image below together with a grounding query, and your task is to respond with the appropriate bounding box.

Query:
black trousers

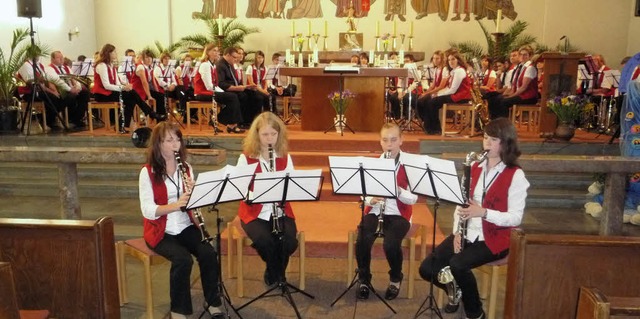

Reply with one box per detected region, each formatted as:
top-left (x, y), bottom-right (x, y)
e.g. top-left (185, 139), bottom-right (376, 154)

top-left (267, 85), bottom-right (297, 113)
top-left (239, 90), bottom-right (267, 126)
top-left (418, 234), bottom-right (508, 318)
top-left (489, 95), bottom-right (537, 119)
top-left (62, 89), bottom-right (90, 126)
top-left (149, 90), bottom-right (167, 115)
top-left (389, 92), bottom-right (418, 119)
top-left (195, 93), bottom-right (243, 125)
top-left (151, 225), bottom-right (221, 315)
top-left (241, 216), bottom-right (298, 283)
top-left (355, 214), bottom-right (410, 283)
top-left (423, 95), bottom-right (471, 134)
top-left (22, 91), bottom-right (65, 128)
top-left (94, 91), bottom-right (154, 128)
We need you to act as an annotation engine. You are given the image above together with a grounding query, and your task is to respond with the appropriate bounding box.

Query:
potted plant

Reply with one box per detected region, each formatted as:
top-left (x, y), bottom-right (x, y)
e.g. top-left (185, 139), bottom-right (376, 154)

top-left (547, 94), bottom-right (593, 140)
top-left (328, 89), bottom-right (356, 134)
top-left (177, 17), bottom-right (259, 59)
top-left (0, 28), bottom-right (32, 133)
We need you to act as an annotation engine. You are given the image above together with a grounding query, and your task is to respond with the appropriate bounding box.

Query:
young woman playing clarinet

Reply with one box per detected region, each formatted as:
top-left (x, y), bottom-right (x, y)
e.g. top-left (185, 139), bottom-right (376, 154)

top-left (92, 44), bottom-right (165, 134)
top-left (418, 118), bottom-right (529, 319)
top-left (138, 122), bottom-right (223, 319)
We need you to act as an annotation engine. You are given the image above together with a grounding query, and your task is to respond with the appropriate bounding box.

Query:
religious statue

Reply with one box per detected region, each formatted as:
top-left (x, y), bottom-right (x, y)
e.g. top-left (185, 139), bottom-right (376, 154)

top-left (384, 0), bottom-right (407, 21)
top-left (344, 2), bottom-right (357, 32)
top-left (332, 0), bottom-right (375, 18)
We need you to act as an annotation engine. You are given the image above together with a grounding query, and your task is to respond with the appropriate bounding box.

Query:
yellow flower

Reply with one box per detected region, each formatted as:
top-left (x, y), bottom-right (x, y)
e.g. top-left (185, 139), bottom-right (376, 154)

top-left (561, 97), bottom-right (569, 105)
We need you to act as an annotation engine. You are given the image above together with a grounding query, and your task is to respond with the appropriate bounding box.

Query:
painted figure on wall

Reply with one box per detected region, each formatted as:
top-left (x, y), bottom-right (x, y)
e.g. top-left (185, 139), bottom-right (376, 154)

top-left (287, 0), bottom-right (323, 19)
top-left (332, 0), bottom-right (375, 18)
top-left (215, 0), bottom-right (237, 18)
top-left (411, 0), bottom-right (448, 20)
top-left (257, 0), bottom-right (286, 18)
top-left (192, 0), bottom-right (215, 19)
top-left (384, 0), bottom-right (407, 21)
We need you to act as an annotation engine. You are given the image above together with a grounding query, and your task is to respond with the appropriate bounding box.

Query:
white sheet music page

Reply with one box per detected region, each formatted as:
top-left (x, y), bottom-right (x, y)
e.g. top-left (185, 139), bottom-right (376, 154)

top-left (328, 156), bottom-right (396, 198)
top-left (402, 153), bottom-right (464, 205)
top-left (249, 169), bottom-right (323, 203)
top-left (187, 163), bottom-right (258, 209)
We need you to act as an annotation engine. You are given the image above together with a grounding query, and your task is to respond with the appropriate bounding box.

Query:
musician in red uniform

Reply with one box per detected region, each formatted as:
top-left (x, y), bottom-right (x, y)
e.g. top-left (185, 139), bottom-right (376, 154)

top-left (389, 54), bottom-right (423, 121)
top-left (154, 52), bottom-right (186, 116)
top-left (245, 50), bottom-right (270, 107)
top-left (266, 53), bottom-right (297, 114)
top-left (355, 123), bottom-right (418, 301)
top-left (192, 43), bottom-right (244, 133)
top-left (417, 50), bottom-right (449, 122)
top-left (138, 122), bottom-right (223, 319)
top-left (236, 112), bottom-right (298, 287)
top-left (422, 50), bottom-right (472, 135)
top-left (419, 118), bottom-right (529, 319)
top-left (92, 44), bottom-right (165, 134)
top-left (132, 50), bottom-right (166, 116)
top-left (45, 51), bottom-right (90, 129)
top-left (494, 45), bottom-right (539, 119)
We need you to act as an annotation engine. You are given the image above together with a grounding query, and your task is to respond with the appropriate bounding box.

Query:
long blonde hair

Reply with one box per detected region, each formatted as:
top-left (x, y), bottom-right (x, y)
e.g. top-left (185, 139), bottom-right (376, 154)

top-left (242, 112), bottom-right (289, 158)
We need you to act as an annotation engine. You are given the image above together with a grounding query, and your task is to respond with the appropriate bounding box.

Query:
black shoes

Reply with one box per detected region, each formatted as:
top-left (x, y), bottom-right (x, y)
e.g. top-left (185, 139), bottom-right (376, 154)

top-left (384, 282), bottom-right (400, 300)
top-left (356, 282), bottom-right (370, 300)
top-left (151, 113), bottom-right (167, 122)
top-left (226, 126), bottom-right (245, 134)
top-left (119, 128), bottom-right (129, 134)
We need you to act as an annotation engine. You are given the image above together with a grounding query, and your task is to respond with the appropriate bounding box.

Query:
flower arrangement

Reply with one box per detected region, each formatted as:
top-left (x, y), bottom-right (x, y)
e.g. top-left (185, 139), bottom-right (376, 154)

top-left (295, 33), bottom-right (305, 52)
top-left (381, 33), bottom-right (391, 52)
top-left (328, 90), bottom-right (356, 115)
top-left (547, 94), bottom-right (593, 125)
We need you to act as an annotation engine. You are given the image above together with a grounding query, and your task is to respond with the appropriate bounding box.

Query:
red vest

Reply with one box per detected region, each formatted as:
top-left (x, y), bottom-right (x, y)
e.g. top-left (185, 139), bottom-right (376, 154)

top-left (364, 164), bottom-right (412, 221)
top-left (131, 63), bottom-right (153, 100)
top-left (237, 155), bottom-right (295, 224)
top-left (450, 69), bottom-right (472, 102)
top-left (193, 62), bottom-right (217, 96)
top-left (469, 163), bottom-right (518, 254)
top-left (251, 64), bottom-right (267, 87)
top-left (482, 69), bottom-right (496, 92)
top-left (17, 61), bottom-right (46, 95)
top-left (142, 164), bottom-right (198, 248)
top-left (49, 63), bottom-right (71, 75)
top-left (433, 68), bottom-right (444, 87)
top-left (632, 67), bottom-right (640, 81)
top-left (92, 63), bottom-right (117, 96)
top-left (517, 65), bottom-right (539, 100)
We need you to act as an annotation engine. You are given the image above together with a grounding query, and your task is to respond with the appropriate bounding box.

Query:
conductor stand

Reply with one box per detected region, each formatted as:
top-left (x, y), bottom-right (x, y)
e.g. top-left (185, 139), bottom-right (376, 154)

top-left (328, 156), bottom-right (397, 316)
top-left (323, 69), bottom-right (357, 136)
top-left (187, 164), bottom-right (260, 319)
top-left (20, 16), bottom-right (68, 135)
top-left (237, 169), bottom-right (322, 319)
top-left (402, 153), bottom-right (467, 318)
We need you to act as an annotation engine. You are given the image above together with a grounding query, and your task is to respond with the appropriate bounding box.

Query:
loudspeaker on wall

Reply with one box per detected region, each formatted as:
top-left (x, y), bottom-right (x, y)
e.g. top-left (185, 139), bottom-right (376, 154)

top-left (16, 0), bottom-right (42, 18)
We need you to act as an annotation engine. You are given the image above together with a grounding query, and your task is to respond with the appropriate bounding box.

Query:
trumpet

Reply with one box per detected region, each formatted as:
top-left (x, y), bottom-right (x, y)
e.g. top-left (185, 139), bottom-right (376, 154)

top-left (175, 151), bottom-right (212, 244)
top-left (268, 144), bottom-right (282, 234)
top-left (374, 150), bottom-right (392, 237)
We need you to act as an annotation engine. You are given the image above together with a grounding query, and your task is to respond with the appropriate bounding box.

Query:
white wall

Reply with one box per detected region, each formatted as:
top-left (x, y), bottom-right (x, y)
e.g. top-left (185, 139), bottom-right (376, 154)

top-left (628, 1), bottom-right (640, 56)
top-left (0, 0), bottom-right (96, 63)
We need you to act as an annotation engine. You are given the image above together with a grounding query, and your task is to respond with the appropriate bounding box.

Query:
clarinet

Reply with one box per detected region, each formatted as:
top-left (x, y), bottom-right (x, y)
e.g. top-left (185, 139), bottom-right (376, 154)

top-left (268, 144), bottom-right (282, 234)
top-left (116, 61), bottom-right (126, 132)
top-left (175, 151), bottom-right (212, 244)
top-left (374, 150), bottom-right (392, 237)
top-left (457, 150), bottom-right (488, 252)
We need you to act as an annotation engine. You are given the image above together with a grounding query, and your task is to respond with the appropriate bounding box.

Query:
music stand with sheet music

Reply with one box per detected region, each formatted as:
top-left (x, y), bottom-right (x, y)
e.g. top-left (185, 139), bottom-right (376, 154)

top-left (328, 156), bottom-right (398, 315)
top-left (158, 60), bottom-right (185, 129)
top-left (185, 163), bottom-right (258, 319)
top-left (265, 66), bottom-right (279, 113)
top-left (401, 153), bottom-right (465, 319)
top-left (236, 169), bottom-right (322, 319)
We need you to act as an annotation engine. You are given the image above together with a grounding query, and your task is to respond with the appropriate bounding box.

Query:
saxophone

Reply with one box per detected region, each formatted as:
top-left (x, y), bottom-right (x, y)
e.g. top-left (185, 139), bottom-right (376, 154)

top-left (268, 144), bottom-right (282, 234)
top-left (437, 150), bottom-right (488, 307)
top-left (175, 151), bottom-right (212, 244)
top-left (470, 58), bottom-right (490, 131)
top-left (374, 151), bottom-right (392, 237)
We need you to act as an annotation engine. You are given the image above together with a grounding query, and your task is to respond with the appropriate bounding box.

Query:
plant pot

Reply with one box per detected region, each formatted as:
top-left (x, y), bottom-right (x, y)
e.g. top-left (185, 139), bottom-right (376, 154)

top-left (334, 115), bottom-right (346, 134)
top-left (554, 122), bottom-right (575, 141)
top-left (0, 109), bottom-right (19, 134)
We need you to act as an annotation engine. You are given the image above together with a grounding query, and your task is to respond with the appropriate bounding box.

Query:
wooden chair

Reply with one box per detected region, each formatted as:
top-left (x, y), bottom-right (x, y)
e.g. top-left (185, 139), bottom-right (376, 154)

top-left (575, 286), bottom-right (640, 319)
top-left (441, 103), bottom-right (476, 136)
top-left (346, 223), bottom-right (427, 299)
top-left (0, 262), bottom-right (50, 319)
top-left (117, 238), bottom-right (169, 319)
top-left (186, 100), bottom-right (218, 131)
top-left (283, 96), bottom-right (302, 124)
top-left (19, 101), bottom-right (46, 133)
top-left (510, 104), bottom-right (541, 132)
top-left (226, 216), bottom-right (306, 298)
top-left (476, 255), bottom-right (509, 319)
top-left (88, 101), bottom-right (120, 132)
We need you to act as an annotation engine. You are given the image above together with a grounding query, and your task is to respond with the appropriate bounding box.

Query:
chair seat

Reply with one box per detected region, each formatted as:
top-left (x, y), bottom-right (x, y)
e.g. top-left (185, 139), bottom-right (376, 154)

top-left (476, 255), bottom-right (509, 319)
top-left (88, 101), bottom-right (120, 132)
top-left (186, 101), bottom-right (218, 131)
top-left (510, 104), bottom-right (541, 133)
top-left (441, 103), bottom-right (476, 136)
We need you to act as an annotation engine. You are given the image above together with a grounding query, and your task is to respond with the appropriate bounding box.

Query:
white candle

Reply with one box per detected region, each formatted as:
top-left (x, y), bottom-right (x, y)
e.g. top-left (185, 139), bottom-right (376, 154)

top-left (399, 50), bottom-right (404, 65)
top-left (218, 14), bottom-right (223, 36)
top-left (285, 49), bottom-right (291, 64)
top-left (313, 48), bottom-right (318, 64)
top-left (298, 53), bottom-right (304, 67)
top-left (393, 20), bottom-right (397, 36)
top-left (369, 50), bottom-right (374, 65)
top-left (496, 9), bottom-right (502, 33)
top-left (307, 21), bottom-right (311, 36)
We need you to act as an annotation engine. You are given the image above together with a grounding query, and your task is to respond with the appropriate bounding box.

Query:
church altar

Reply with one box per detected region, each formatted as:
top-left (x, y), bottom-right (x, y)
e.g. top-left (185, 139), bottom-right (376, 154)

top-left (278, 51), bottom-right (425, 64)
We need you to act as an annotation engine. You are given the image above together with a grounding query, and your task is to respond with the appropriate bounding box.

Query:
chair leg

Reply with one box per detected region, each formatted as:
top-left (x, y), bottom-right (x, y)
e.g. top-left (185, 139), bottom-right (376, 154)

top-left (237, 237), bottom-right (244, 298)
top-left (487, 267), bottom-right (500, 319)
top-left (143, 256), bottom-right (154, 319)
top-left (298, 231), bottom-right (305, 290)
top-left (187, 104), bottom-right (192, 131)
top-left (480, 266), bottom-right (490, 300)
top-left (226, 222), bottom-right (235, 279)
top-left (408, 237), bottom-right (416, 299)
top-left (441, 105), bottom-right (448, 136)
top-left (347, 231), bottom-right (355, 286)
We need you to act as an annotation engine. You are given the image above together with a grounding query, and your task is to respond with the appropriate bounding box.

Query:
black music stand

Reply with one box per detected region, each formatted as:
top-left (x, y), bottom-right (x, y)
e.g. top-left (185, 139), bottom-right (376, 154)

top-left (401, 153), bottom-right (465, 319)
top-left (400, 66), bottom-right (422, 132)
top-left (328, 156), bottom-right (398, 315)
top-left (20, 17), bottom-right (68, 135)
top-left (323, 67), bottom-right (358, 136)
top-left (186, 163), bottom-right (259, 319)
top-left (236, 169), bottom-right (323, 319)
top-left (159, 60), bottom-right (185, 129)
top-left (264, 66), bottom-right (279, 114)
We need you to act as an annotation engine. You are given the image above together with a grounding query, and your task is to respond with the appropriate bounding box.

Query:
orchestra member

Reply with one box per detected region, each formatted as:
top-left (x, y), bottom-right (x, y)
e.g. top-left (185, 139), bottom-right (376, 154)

top-left (417, 50), bottom-right (450, 122)
top-left (266, 53), bottom-right (297, 115)
top-left (154, 52), bottom-right (187, 116)
top-left (45, 50), bottom-right (90, 129)
top-left (355, 123), bottom-right (418, 301)
top-left (139, 122), bottom-right (224, 319)
top-left (92, 44), bottom-right (165, 134)
top-left (419, 118), bottom-right (529, 319)
top-left (245, 50), bottom-right (270, 103)
top-left (236, 112), bottom-right (298, 287)
top-left (492, 46), bottom-right (538, 119)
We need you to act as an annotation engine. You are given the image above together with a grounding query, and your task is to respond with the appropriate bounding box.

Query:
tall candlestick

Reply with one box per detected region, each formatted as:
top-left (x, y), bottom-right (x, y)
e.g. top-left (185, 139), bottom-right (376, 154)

top-left (496, 9), bottom-right (502, 33)
top-left (393, 20), bottom-right (397, 36)
top-left (324, 20), bottom-right (328, 37)
top-left (369, 50), bottom-right (374, 65)
top-left (376, 21), bottom-right (380, 37)
top-left (410, 22), bottom-right (414, 37)
top-left (307, 20), bottom-right (311, 36)
top-left (217, 14), bottom-right (223, 36)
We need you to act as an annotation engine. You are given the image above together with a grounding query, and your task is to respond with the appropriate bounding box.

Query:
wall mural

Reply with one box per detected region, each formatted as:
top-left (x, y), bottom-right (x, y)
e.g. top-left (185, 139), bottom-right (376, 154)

top-left (191, 0), bottom-right (517, 22)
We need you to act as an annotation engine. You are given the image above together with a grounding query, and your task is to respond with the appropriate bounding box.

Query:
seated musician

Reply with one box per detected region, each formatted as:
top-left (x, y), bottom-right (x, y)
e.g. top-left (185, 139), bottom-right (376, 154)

top-left (417, 50), bottom-right (449, 122)
top-left (154, 52), bottom-right (186, 117)
top-left (266, 53), bottom-right (297, 114)
top-left (174, 54), bottom-right (195, 118)
top-left (419, 118), bottom-right (529, 319)
top-left (487, 50), bottom-right (519, 119)
top-left (245, 50), bottom-right (270, 109)
top-left (16, 54), bottom-right (66, 131)
top-left (193, 43), bottom-right (244, 133)
top-left (388, 54), bottom-right (422, 121)
top-left (478, 55), bottom-right (496, 97)
top-left (493, 46), bottom-right (538, 119)
top-left (45, 50), bottom-right (90, 130)
top-left (134, 50), bottom-right (167, 117)
top-left (422, 50), bottom-right (472, 135)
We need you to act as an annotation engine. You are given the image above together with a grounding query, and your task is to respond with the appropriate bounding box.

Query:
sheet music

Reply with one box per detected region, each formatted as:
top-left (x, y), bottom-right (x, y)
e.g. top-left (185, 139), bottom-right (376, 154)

top-left (577, 65), bottom-right (592, 80)
top-left (602, 69), bottom-right (621, 88)
top-left (249, 169), bottom-right (323, 203)
top-left (401, 153), bottom-right (464, 205)
top-left (186, 163), bottom-right (258, 209)
top-left (328, 156), bottom-right (396, 198)
top-left (118, 56), bottom-right (134, 73)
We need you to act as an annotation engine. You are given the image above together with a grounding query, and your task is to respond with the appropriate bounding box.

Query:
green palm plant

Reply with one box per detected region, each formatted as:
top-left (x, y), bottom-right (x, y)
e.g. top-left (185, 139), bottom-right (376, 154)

top-left (177, 17), bottom-right (260, 54)
top-left (141, 40), bottom-right (182, 59)
top-left (450, 20), bottom-right (538, 62)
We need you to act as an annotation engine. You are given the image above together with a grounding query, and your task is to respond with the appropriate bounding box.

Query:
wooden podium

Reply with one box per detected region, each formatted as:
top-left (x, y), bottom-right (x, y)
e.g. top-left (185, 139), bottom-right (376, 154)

top-left (539, 52), bottom-right (585, 134)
